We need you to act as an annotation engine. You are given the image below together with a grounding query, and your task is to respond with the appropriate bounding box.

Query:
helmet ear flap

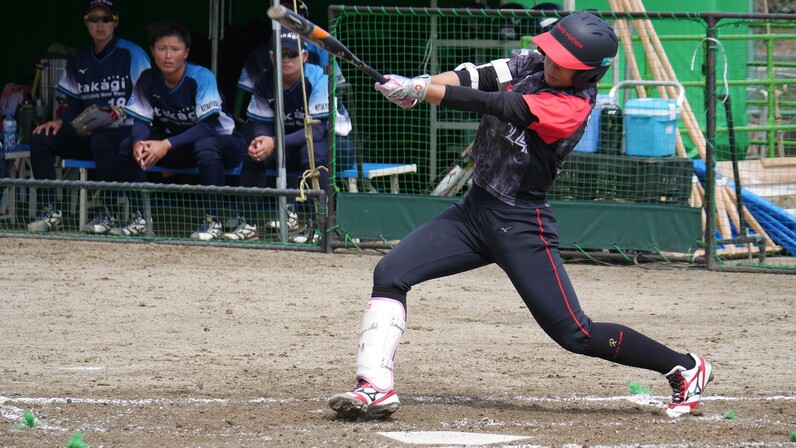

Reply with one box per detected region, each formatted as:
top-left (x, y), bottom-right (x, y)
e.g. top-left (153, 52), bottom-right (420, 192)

top-left (572, 66), bottom-right (610, 90)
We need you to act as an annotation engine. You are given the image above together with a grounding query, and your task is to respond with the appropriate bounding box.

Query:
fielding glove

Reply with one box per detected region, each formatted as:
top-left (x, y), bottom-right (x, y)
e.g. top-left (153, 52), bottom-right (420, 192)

top-left (71, 104), bottom-right (127, 137)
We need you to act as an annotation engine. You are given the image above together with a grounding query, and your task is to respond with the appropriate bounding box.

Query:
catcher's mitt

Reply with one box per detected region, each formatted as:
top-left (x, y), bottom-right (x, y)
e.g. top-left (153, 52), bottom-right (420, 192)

top-left (71, 104), bottom-right (127, 137)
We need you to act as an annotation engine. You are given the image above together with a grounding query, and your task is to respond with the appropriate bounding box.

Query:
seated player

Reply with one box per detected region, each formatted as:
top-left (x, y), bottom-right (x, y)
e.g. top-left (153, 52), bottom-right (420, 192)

top-left (27, 0), bottom-right (149, 234)
top-left (114, 20), bottom-right (245, 240)
top-left (224, 30), bottom-right (329, 243)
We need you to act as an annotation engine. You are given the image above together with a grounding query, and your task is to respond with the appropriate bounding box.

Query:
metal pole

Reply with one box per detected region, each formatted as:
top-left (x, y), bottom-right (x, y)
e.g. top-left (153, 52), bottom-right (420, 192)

top-left (704, 15), bottom-right (719, 269)
top-left (272, 0), bottom-right (288, 242)
top-left (209, 0), bottom-right (219, 74)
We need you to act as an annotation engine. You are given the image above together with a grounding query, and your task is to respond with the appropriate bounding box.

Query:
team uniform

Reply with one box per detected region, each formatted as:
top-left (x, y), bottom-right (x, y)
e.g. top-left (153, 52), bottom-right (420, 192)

top-left (237, 42), bottom-right (354, 172)
top-left (330, 13), bottom-right (712, 421)
top-left (117, 62), bottom-right (245, 239)
top-left (238, 54), bottom-right (330, 189)
top-left (28, 37), bottom-right (149, 229)
top-left (121, 62), bottom-right (245, 186)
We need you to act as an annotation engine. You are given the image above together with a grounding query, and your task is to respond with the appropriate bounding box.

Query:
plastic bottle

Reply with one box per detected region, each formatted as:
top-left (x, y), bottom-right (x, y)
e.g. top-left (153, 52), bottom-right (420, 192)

top-left (3, 112), bottom-right (17, 153)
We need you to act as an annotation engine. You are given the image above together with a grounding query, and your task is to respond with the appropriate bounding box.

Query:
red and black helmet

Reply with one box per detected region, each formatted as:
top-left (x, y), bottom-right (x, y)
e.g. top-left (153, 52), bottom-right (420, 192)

top-left (532, 12), bottom-right (618, 89)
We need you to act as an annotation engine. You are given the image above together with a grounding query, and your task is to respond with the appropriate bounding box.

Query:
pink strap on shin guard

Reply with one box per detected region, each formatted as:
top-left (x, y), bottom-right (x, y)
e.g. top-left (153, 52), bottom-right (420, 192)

top-left (355, 297), bottom-right (406, 392)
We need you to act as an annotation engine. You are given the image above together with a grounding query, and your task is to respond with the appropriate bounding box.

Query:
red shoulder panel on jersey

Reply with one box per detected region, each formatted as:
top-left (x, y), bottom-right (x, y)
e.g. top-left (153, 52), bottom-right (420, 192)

top-left (523, 92), bottom-right (591, 144)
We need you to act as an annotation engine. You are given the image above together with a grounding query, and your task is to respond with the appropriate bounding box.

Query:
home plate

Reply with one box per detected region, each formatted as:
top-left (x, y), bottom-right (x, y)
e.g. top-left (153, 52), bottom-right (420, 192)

top-left (379, 431), bottom-right (531, 445)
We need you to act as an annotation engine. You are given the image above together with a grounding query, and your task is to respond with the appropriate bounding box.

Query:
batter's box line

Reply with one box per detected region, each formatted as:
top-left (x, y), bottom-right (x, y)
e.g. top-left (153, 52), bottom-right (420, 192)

top-left (1, 395), bottom-right (794, 408)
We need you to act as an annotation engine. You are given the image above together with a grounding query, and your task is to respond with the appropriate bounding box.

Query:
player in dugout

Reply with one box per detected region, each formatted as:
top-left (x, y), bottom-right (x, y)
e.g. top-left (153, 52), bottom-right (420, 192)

top-left (224, 29), bottom-right (330, 243)
top-left (329, 12), bottom-right (713, 420)
top-left (115, 19), bottom-right (246, 240)
top-left (27, 0), bottom-right (150, 234)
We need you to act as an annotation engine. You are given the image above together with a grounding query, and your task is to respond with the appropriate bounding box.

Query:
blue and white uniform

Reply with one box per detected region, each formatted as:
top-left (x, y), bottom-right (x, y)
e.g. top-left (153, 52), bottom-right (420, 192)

top-left (238, 57), bottom-right (331, 190)
top-left (246, 62), bottom-right (329, 128)
top-left (57, 38), bottom-right (150, 124)
top-left (30, 37), bottom-right (150, 207)
top-left (119, 62), bottom-right (245, 188)
top-left (126, 63), bottom-right (236, 139)
top-left (238, 44), bottom-right (347, 129)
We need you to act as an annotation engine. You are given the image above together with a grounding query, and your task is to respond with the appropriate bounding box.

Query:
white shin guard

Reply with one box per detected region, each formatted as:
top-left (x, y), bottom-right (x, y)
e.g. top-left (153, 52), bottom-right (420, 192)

top-left (355, 297), bottom-right (406, 392)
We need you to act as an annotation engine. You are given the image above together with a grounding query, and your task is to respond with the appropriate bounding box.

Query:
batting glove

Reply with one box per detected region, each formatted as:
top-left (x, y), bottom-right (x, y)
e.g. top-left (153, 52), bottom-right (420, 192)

top-left (375, 74), bottom-right (431, 109)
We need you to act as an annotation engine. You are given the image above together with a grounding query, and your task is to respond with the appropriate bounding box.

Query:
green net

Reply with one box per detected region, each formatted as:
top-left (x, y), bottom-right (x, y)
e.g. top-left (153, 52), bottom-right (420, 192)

top-left (328, 7), bottom-right (701, 205)
top-left (0, 178), bottom-right (326, 248)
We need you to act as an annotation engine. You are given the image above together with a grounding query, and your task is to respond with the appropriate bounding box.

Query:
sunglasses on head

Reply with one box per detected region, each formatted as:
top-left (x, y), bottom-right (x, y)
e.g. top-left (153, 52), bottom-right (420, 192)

top-left (84, 14), bottom-right (117, 23)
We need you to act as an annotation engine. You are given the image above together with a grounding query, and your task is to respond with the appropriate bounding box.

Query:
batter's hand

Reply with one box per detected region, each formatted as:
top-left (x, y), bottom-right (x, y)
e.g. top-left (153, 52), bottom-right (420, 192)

top-left (248, 136), bottom-right (275, 162)
top-left (375, 74), bottom-right (426, 109)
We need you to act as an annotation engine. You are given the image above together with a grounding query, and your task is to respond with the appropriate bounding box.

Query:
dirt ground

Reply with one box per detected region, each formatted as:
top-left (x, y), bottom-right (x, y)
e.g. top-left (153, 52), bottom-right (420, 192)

top-left (0, 237), bottom-right (794, 447)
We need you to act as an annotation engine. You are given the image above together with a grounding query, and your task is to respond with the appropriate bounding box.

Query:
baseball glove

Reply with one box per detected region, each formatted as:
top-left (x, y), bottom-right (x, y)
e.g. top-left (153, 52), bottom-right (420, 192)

top-left (71, 104), bottom-right (127, 137)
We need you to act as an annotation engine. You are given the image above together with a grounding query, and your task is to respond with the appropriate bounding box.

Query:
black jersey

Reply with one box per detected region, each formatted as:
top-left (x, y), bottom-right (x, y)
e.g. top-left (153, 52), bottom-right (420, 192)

top-left (469, 50), bottom-right (595, 205)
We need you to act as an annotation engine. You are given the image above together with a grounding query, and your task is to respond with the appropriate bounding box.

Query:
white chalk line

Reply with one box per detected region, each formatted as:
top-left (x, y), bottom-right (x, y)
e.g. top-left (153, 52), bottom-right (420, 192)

top-left (2, 394), bottom-right (794, 407)
top-left (3, 395), bottom-right (794, 448)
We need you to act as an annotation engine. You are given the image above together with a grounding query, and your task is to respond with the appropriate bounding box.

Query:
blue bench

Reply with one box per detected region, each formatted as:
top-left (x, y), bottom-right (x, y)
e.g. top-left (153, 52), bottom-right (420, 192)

top-left (339, 163), bottom-right (417, 194)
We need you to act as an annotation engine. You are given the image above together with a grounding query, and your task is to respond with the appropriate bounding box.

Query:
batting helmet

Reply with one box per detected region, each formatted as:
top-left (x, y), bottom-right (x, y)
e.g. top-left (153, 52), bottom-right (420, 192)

top-left (531, 12), bottom-right (618, 90)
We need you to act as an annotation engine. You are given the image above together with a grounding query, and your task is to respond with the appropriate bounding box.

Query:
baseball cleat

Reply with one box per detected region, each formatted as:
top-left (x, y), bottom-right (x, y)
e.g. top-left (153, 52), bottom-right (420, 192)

top-left (83, 209), bottom-right (117, 234)
top-left (223, 217), bottom-right (258, 241)
top-left (328, 381), bottom-right (400, 420)
top-left (27, 205), bottom-right (63, 232)
top-left (664, 353), bottom-right (713, 418)
top-left (191, 214), bottom-right (223, 240)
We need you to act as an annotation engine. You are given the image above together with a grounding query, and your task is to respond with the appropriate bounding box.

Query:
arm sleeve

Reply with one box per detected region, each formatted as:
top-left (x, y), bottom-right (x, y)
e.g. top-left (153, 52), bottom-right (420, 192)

top-left (131, 118), bottom-right (151, 144)
top-left (166, 115), bottom-right (220, 148)
top-left (194, 71), bottom-right (224, 121)
top-left (440, 85), bottom-right (535, 128)
top-left (283, 117), bottom-right (328, 149)
top-left (250, 119), bottom-right (274, 138)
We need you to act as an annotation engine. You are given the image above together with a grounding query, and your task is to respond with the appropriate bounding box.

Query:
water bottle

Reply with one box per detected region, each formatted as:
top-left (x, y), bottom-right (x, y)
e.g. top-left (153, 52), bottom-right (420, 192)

top-left (3, 112), bottom-right (17, 153)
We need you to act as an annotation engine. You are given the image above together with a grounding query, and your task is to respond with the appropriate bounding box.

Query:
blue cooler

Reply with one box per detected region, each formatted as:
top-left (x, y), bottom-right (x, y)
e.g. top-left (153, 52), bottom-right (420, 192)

top-left (574, 94), bottom-right (612, 153)
top-left (623, 98), bottom-right (680, 157)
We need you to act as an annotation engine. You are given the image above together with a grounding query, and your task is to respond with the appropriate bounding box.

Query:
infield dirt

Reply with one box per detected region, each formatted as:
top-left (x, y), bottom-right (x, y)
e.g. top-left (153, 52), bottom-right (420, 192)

top-left (0, 238), bottom-right (794, 447)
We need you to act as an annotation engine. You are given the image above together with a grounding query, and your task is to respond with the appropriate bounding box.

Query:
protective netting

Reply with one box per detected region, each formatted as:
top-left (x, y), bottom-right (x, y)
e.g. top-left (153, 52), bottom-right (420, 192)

top-left (327, 7), bottom-right (796, 264)
top-left (329, 7), bottom-right (706, 204)
top-left (0, 178), bottom-right (326, 248)
top-left (1, 7), bottom-right (795, 270)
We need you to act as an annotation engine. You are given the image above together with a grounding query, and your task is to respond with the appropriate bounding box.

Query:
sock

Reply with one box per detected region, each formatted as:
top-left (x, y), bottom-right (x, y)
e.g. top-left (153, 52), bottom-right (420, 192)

top-left (586, 322), bottom-right (695, 374)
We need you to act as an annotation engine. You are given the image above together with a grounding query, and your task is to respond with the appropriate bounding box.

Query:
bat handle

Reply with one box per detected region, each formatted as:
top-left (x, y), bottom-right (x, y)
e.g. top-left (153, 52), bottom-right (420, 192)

top-left (367, 69), bottom-right (387, 85)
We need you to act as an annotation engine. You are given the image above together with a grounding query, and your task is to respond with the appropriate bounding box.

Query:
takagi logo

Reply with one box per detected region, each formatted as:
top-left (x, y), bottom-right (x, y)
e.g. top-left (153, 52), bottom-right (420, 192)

top-left (153, 106), bottom-right (197, 123)
top-left (78, 77), bottom-right (127, 94)
top-left (556, 22), bottom-right (583, 49)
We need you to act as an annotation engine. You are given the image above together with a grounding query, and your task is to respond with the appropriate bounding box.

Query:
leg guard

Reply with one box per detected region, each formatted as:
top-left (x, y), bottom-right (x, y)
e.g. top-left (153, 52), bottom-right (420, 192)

top-left (355, 297), bottom-right (406, 392)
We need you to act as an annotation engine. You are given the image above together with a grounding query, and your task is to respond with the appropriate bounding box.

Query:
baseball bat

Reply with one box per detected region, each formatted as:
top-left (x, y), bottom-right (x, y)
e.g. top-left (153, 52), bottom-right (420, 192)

top-left (267, 5), bottom-right (388, 84)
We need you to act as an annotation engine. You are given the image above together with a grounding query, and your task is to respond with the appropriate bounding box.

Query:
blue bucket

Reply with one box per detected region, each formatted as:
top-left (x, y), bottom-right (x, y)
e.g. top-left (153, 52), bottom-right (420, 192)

top-left (574, 95), bottom-right (612, 153)
top-left (623, 98), bottom-right (680, 157)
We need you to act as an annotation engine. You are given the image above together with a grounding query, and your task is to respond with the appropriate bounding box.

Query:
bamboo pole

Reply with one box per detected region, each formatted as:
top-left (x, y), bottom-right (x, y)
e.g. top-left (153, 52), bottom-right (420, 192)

top-left (626, 0), bottom-right (707, 161)
top-left (608, 0), bottom-right (646, 97)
